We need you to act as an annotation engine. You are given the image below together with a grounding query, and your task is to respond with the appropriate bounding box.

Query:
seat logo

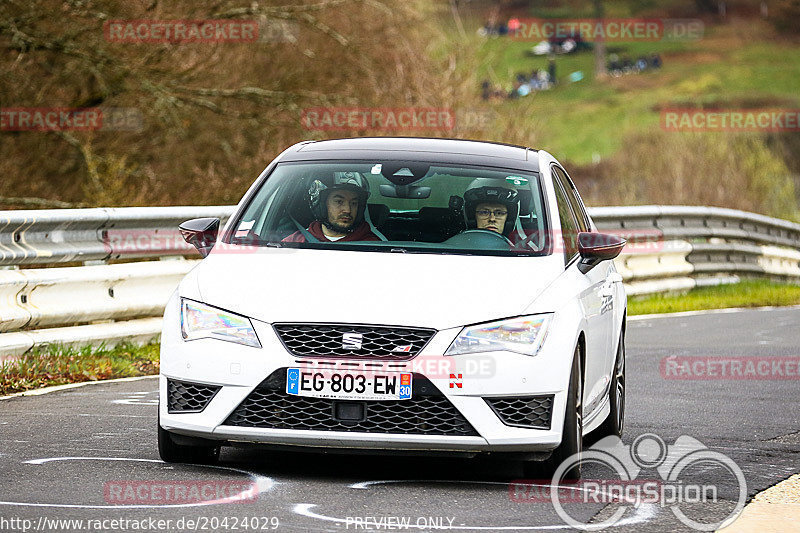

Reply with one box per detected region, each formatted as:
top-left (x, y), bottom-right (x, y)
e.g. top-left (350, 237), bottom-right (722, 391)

top-left (342, 332), bottom-right (363, 350)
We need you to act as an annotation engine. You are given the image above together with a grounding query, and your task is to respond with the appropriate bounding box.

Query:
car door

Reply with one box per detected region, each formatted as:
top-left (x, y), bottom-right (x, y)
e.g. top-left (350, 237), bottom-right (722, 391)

top-left (551, 166), bottom-right (614, 421)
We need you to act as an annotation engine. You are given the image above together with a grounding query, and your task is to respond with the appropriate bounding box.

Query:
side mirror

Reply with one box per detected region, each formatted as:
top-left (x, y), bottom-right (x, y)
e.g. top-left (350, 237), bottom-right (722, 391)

top-left (577, 232), bottom-right (626, 274)
top-left (179, 218), bottom-right (219, 258)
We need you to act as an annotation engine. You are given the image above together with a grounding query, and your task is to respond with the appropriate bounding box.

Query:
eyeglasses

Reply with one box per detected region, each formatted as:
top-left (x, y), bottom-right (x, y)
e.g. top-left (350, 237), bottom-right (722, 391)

top-left (475, 209), bottom-right (508, 218)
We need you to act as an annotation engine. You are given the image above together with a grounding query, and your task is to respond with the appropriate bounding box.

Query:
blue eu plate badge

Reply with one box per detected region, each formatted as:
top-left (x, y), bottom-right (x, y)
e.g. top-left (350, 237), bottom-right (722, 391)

top-left (287, 368), bottom-right (300, 395)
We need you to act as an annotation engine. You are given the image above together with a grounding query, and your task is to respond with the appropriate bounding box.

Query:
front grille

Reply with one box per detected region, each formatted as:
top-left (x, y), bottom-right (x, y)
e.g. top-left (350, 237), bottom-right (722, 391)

top-left (167, 379), bottom-right (221, 413)
top-left (223, 370), bottom-right (478, 436)
top-left (485, 396), bottom-right (554, 429)
top-left (273, 323), bottom-right (436, 360)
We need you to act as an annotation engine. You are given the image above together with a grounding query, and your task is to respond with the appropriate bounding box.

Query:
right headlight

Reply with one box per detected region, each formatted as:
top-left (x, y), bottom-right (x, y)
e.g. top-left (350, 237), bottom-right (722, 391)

top-left (180, 298), bottom-right (261, 348)
top-left (445, 314), bottom-right (552, 357)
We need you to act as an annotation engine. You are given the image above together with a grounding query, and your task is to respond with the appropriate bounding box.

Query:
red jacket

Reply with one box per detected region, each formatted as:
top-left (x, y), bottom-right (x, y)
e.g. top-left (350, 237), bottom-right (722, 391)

top-left (282, 220), bottom-right (381, 243)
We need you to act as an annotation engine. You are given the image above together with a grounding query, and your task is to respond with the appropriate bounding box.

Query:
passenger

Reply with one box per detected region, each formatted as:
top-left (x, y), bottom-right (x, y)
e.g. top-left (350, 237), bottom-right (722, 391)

top-left (283, 173), bottom-right (380, 243)
top-left (463, 186), bottom-right (519, 237)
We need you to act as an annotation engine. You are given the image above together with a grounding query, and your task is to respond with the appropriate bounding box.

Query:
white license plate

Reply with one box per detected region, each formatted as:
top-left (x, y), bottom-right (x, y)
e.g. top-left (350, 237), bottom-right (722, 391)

top-left (286, 368), bottom-right (412, 400)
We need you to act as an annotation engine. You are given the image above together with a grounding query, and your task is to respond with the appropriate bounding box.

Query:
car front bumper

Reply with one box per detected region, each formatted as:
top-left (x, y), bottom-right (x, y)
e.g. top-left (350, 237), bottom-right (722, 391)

top-left (160, 298), bottom-right (577, 454)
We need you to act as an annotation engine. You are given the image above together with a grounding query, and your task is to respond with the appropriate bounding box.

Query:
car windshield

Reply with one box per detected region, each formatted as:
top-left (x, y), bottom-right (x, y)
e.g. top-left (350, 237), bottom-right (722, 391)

top-left (228, 161), bottom-right (549, 256)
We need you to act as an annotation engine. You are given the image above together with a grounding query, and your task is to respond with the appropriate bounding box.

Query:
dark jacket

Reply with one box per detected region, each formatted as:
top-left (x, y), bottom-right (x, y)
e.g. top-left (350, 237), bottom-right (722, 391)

top-left (282, 220), bottom-right (380, 243)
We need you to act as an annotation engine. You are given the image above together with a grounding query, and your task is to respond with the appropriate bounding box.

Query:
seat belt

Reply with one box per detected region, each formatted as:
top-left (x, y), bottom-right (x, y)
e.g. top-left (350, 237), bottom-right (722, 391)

top-left (290, 216), bottom-right (320, 243)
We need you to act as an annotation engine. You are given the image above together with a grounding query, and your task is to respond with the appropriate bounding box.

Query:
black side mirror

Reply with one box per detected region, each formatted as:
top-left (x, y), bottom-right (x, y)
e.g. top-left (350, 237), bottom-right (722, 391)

top-left (577, 231), bottom-right (626, 273)
top-left (179, 218), bottom-right (219, 258)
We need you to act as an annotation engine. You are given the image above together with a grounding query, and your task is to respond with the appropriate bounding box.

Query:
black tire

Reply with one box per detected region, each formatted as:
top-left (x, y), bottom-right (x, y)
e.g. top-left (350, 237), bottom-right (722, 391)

top-left (596, 330), bottom-right (625, 439)
top-left (524, 346), bottom-right (583, 480)
top-left (158, 415), bottom-right (220, 464)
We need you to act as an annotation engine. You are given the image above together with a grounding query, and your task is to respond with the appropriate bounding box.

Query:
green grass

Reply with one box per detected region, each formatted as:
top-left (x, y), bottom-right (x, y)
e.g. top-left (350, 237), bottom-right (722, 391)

top-left (466, 19), bottom-right (800, 164)
top-left (0, 343), bottom-right (159, 396)
top-left (628, 280), bottom-right (800, 316)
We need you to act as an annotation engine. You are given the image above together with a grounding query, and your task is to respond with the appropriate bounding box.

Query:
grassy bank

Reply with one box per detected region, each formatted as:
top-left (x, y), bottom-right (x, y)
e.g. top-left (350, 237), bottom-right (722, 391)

top-left (628, 280), bottom-right (800, 316)
top-left (471, 19), bottom-right (800, 164)
top-left (0, 343), bottom-right (159, 396)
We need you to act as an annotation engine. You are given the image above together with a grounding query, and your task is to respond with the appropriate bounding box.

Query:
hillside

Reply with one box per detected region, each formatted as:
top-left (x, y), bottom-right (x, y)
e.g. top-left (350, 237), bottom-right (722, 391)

top-left (1, 0), bottom-right (799, 220)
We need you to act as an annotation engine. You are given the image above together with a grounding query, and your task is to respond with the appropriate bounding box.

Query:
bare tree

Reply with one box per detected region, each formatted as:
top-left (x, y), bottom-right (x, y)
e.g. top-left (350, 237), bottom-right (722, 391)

top-left (592, 0), bottom-right (607, 80)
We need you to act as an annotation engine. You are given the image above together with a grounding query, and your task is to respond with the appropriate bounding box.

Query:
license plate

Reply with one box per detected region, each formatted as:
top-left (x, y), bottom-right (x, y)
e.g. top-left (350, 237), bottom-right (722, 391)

top-left (286, 368), bottom-right (412, 400)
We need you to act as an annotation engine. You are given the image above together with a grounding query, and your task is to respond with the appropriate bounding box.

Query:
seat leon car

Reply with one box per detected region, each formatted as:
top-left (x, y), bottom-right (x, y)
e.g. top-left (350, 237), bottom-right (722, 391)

top-left (159, 137), bottom-right (627, 478)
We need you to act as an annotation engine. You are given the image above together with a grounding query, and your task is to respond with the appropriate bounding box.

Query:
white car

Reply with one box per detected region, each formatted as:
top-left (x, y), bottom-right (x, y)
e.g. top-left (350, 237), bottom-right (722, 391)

top-left (159, 137), bottom-right (627, 478)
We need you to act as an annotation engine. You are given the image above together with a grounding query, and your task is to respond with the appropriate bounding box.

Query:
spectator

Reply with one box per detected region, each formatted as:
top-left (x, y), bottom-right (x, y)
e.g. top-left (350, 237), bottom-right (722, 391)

top-left (650, 53), bottom-right (662, 69)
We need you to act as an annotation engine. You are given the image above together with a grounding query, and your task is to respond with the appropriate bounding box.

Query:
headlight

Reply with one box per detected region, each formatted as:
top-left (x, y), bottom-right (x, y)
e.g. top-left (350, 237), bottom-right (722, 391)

top-left (181, 299), bottom-right (261, 348)
top-left (445, 314), bottom-right (552, 357)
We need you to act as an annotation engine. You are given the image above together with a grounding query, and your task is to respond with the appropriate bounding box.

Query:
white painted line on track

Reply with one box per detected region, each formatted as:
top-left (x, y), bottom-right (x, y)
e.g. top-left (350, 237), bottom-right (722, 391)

top-left (0, 375), bottom-right (158, 401)
top-left (628, 304), bottom-right (800, 322)
top-left (0, 457), bottom-right (274, 509)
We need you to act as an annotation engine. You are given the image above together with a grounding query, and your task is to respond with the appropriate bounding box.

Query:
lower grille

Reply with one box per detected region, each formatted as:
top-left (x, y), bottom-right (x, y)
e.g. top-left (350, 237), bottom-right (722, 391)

top-left (167, 379), bottom-right (221, 413)
top-left (485, 396), bottom-right (554, 429)
top-left (223, 370), bottom-right (478, 436)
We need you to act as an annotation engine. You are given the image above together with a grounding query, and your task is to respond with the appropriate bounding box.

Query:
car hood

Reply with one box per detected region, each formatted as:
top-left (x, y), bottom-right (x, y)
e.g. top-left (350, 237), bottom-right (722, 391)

top-left (191, 247), bottom-right (563, 330)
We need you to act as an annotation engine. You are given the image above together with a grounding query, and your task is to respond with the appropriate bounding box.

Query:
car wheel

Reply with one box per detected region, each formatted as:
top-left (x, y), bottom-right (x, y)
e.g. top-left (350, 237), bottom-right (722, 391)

top-left (596, 331), bottom-right (625, 438)
top-left (158, 415), bottom-right (220, 464)
top-left (524, 346), bottom-right (583, 480)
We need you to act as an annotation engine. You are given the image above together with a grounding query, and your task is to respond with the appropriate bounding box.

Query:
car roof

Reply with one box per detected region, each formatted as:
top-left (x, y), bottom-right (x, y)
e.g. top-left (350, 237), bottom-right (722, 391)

top-left (280, 137), bottom-right (540, 171)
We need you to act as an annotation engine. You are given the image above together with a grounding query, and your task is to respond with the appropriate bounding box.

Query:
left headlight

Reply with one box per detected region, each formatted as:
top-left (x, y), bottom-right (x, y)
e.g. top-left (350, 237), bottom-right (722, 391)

top-left (181, 298), bottom-right (261, 348)
top-left (445, 314), bottom-right (552, 357)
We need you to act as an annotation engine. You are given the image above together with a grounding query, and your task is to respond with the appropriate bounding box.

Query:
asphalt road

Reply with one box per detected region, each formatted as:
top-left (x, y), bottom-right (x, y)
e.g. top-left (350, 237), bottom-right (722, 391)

top-left (1, 307), bottom-right (799, 532)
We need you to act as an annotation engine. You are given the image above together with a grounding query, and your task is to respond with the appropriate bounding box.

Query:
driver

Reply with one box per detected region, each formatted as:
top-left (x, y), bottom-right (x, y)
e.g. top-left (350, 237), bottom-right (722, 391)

top-left (283, 172), bottom-right (381, 243)
top-left (463, 186), bottom-right (519, 237)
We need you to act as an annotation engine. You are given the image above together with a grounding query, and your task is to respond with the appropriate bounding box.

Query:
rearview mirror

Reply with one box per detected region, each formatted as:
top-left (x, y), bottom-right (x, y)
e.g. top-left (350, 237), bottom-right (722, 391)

top-left (577, 232), bottom-right (626, 273)
top-left (379, 184), bottom-right (432, 199)
top-left (179, 218), bottom-right (219, 258)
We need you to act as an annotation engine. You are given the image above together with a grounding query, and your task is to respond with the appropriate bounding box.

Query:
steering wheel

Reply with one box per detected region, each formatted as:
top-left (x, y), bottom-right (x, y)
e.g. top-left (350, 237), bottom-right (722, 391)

top-left (444, 229), bottom-right (514, 248)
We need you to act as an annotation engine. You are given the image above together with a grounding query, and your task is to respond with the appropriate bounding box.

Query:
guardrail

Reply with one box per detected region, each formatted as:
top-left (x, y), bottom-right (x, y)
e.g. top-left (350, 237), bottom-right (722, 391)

top-left (590, 206), bottom-right (800, 295)
top-left (1, 205), bottom-right (799, 357)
